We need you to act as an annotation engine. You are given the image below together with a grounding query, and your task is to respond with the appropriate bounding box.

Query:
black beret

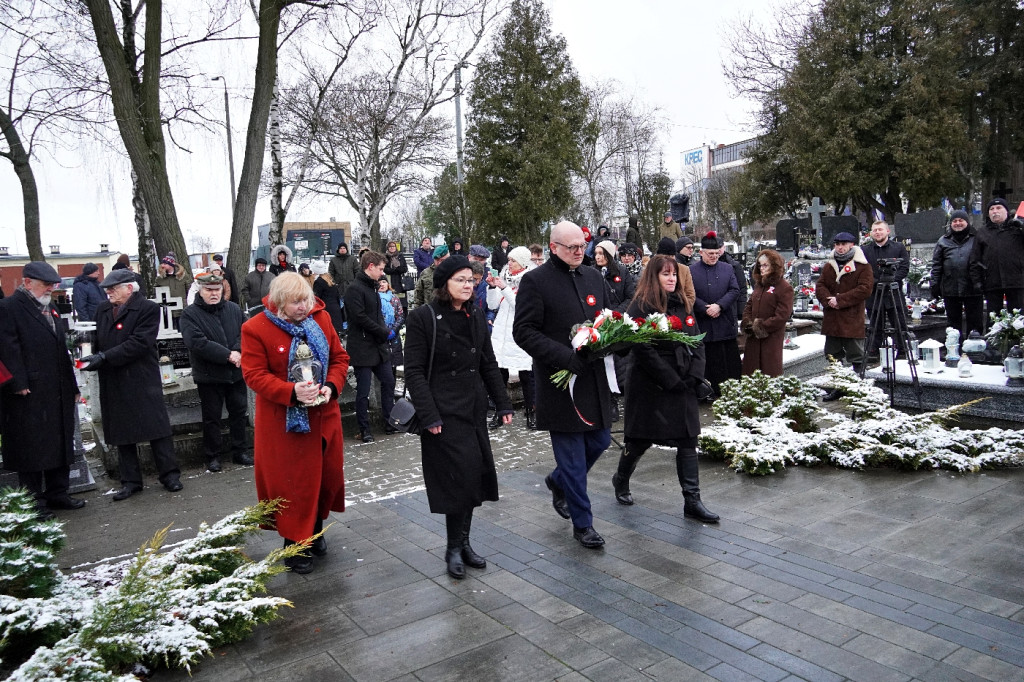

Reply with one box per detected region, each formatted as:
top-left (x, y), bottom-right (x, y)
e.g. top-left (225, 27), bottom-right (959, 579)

top-left (99, 269), bottom-right (137, 288)
top-left (23, 261), bottom-right (61, 283)
top-left (433, 255), bottom-right (471, 289)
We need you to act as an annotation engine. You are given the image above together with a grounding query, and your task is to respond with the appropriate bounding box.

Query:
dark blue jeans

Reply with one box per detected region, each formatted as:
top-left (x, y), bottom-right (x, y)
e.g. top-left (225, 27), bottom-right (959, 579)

top-left (549, 428), bottom-right (611, 528)
top-left (354, 363), bottom-right (396, 433)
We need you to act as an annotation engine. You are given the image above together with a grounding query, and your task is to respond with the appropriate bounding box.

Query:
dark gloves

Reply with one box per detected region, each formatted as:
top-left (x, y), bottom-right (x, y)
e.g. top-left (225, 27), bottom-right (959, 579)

top-left (79, 352), bottom-right (105, 370)
top-left (694, 379), bottom-right (715, 401)
top-left (569, 353), bottom-right (588, 376)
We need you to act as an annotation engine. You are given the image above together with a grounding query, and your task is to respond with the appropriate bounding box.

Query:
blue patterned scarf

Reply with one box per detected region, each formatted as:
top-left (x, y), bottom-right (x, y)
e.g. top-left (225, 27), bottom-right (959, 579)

top-left (263, 310), bottom-right (330, 433)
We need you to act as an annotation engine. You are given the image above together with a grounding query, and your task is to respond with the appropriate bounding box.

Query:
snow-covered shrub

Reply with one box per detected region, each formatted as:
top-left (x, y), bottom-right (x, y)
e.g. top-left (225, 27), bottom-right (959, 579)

top-left (0, 496), bottom-right (306, 679)
top-left (715, 371), bottom-right (821, 432)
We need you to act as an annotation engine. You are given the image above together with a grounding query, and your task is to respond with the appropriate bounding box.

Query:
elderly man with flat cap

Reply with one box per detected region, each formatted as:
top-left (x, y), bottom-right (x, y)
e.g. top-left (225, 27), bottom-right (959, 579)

top-left (513, 221), bottom-right (615, 549)
top-left (80, 269), bottom-right (182, 500)
top-left (0, 262), bottom-right (85, 519)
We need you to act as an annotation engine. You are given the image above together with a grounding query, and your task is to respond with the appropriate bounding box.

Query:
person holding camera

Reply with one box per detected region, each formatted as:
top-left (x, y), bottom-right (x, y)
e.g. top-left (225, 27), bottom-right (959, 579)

top-left (969, 198), bottom-right (1024, 315)
top-left (862, 221), bottom-right (909, 359)
top-left (816, 233), bottom-right (874, 401)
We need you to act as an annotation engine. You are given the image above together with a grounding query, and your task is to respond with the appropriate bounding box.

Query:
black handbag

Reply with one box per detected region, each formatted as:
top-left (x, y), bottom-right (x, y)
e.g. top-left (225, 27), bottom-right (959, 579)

top-left (387, 305), bottom-right (436, 434)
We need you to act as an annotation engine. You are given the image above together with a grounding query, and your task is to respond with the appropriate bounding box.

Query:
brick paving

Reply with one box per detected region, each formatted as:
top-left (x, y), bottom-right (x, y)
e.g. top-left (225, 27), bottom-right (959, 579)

top-left (53, 419), bottom-right (1023, 681)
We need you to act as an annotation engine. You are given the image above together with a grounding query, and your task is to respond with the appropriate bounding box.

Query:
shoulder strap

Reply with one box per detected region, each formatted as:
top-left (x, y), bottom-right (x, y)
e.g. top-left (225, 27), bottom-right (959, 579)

top-left (401, 304), bottom-right (438, 399)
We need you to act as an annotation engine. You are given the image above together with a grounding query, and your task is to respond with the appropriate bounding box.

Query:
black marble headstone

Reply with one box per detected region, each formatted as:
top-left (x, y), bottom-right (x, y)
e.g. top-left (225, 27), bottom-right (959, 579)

top-left (894, 209), bottom-right (947, 244)
top-left (158, 337), bottom-right (191, 370)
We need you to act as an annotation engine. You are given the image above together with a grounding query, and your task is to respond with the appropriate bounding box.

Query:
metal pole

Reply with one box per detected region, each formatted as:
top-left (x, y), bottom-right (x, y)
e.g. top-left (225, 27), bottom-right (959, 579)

top-left (212, 76), bottom-right (237, 213)
top-left (454, 63), bottom-right (466, 235)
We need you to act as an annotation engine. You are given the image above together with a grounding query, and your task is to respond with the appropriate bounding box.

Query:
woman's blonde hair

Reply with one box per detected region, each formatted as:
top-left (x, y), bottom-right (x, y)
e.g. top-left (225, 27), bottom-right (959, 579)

top-left (268, 272), bottom-right (315, 314)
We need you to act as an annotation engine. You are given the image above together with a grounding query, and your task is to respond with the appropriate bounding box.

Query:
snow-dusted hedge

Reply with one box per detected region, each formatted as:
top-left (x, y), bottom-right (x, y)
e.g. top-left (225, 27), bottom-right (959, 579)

top-left (699, 365), bottom-right (1024, 475)
top-left (0, 491), bottom-right (306, 680)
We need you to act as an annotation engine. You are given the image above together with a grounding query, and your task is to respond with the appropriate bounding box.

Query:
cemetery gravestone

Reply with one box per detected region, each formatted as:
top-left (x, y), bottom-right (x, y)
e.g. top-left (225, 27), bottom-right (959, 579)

top-left (893, 208), bottom-right (948, 245)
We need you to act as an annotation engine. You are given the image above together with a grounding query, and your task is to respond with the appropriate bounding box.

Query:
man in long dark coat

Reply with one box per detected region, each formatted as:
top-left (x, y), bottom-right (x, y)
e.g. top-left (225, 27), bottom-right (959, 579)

top-left (346, 250), bottom-right (396, 443)
top-left (80, 270), bottom-right (182, 500)
top-left (514, 221), bottom-right (614, 549)
top-left (0, 262), bottom-right (85, 518)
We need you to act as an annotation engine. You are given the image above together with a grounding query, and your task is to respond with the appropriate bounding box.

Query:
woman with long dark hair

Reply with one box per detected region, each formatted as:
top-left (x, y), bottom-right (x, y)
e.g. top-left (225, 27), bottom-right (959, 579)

top-left (404, 256), bottom-right (513, 579)
top-left (612, 254), bottom-right (718, 523)
top-left (741, 249), bottom-right (793, 377)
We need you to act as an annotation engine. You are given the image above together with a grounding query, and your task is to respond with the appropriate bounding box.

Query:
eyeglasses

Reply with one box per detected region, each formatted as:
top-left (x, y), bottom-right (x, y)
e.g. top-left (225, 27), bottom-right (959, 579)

top-left (554, 242), bottom-right (587, 253)
top-left (451, 277), bottom-right (474, 285)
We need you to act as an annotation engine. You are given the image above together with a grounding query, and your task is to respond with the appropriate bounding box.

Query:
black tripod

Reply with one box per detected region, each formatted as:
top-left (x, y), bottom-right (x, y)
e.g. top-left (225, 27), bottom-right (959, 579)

top-left (859, 263), bottom-right (923, 408)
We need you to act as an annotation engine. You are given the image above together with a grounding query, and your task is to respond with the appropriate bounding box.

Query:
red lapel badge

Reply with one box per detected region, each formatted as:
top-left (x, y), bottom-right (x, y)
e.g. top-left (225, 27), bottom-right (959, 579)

top-left (116, 323), bottom-right (123, 330)
top-left (586, 294), bottom-right (596, 306)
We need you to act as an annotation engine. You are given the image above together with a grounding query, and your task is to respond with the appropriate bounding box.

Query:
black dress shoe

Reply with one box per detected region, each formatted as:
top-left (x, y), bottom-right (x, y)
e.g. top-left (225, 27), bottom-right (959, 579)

top-left (207, 457), bottom-right (223, 472)
top-left (112, 485), bottom-right (143, 502)
top-left (384, 424), bottom-right (399, 435)
top-left (357, 431), bottom-right (374, 443)
top-left (545, 474), bottom-right (571, 520)
top-left (310, 535), bottom-right (328, 557)
top-left (231, 452), bottom-right (254, 465)
top-left (47, 495), bottom-right (86, 510)
top-left (284, 553), bottom-right (314, 574)
top-left (573, 526), bottom-right (605, 549)
top-left (35, 506), bottom-right (56, 521)
top-left (163, 478), bottom-right (183, 492)
top-left (445, 547), bottom-right (465, 579)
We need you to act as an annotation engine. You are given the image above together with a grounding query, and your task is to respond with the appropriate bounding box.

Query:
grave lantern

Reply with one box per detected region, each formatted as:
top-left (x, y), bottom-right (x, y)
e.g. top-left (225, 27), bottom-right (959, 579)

top-left (289, 342), bottom-right (327, 406)
top-left (962, 331), bottom-right (987, 364)
top-left (159, 355), bottom-right (178, 387)
top-left (795, 295), bottom-right (808, 313)
top-left (1004, 345), bottom-right (1024, 386)
top-left (881, 337), bottom-right (897, 372)
top-left (918, 338), bottom-right (944, 373)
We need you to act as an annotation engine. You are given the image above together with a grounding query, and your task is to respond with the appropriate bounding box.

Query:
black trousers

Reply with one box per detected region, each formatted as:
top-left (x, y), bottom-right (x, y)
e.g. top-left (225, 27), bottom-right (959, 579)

top-left (944, 296), bottom-right (985, 340)
top-left (704, 339), bottom-right (741, 395)
top-left (499, 368), bottom-right (535, 410)
top-left (984, 289), bottom-right (1024, 319)
top-left (117, 435), bottom-right (180, 486)
top-left (18, 467), bottom-right (70, 504)
top-left (354, 363), bottom-right (396, 432)
top-left (196, 380), bottom-right (248, 459)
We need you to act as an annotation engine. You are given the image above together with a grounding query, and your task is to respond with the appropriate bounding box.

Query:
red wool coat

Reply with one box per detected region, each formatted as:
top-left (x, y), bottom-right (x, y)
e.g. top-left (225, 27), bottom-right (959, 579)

top-left (241, 298), bottom-right (349, 542)
top-left (742, 278), bottom-right (794, 377)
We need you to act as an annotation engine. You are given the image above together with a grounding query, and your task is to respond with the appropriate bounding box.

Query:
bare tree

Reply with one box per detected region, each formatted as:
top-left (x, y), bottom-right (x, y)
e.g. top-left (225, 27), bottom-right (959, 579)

top-left (279, 0), bottom-right (506, 250)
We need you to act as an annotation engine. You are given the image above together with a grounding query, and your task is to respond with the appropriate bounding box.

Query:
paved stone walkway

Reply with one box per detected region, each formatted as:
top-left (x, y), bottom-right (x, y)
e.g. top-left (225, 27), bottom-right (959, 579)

top-left (53, 424), bottom-right (1023, 682)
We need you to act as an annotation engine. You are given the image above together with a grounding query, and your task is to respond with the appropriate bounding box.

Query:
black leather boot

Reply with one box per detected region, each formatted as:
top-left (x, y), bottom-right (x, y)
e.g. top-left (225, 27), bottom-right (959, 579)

top-left (612, 442), bottom-right (646, 505)
top-left (283, 538), bottom-right (314, 574)
top-left (487, 412), bottom-right (502, 429)
top-left (460, 512), bottom-right (486, 569)
top-left (677, 448), bottom-right (719, 523)
top-left (525, 408), bottom-right (537, 430)
top-left (311, 516), bottom-right (327, 557)
top-left (445, 513), bottom-right (466, 578)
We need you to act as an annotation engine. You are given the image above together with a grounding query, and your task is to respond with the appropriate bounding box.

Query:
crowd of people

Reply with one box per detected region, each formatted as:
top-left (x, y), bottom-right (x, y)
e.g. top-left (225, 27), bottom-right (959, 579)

top-left (2, 202), bottom-right (1013, 575)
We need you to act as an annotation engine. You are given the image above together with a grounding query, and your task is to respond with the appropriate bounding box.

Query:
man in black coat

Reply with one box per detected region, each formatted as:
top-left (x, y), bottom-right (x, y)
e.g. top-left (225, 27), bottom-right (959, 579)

top-left (862, 220), bottom-right (910, 357)
top-left (969, 197), bottom-right (1024, 315)
top-left (346, 251), bottom-right (396, 443)
top-left (0, 262), bottom-right (84, 519)
top-left (513, 221), bottom-right (614, 549)
top-left (212, 254), bottom-right (240, 305)
top-left (180, 273), bottom-right (252, 473)
top-left (80, 269), bottom-right (182, 500)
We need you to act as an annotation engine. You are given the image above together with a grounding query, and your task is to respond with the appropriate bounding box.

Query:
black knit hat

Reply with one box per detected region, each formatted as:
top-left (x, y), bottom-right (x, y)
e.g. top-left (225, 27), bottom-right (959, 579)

top-left (675, 237), bottom-right (694, 251)
top-left (700, 230), bottom-right (722, 250)
top-left (255, 257), bottom-right (268, 266)
top-left (988, 198), bottom-right (1009, 210)
top-left (656, 237), bottom-right (676, 255)
top-left (82, 262), bottom-right (99, 276)
top-left (433, 255), bottom-right (471, 289)
top-left (950, 209), bottom-right (970, 223)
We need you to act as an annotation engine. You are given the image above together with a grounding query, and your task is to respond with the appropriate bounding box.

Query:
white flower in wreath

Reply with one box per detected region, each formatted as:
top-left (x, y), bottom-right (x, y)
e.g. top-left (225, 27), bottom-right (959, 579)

top-left (1013, 317), bottom-right (1024, 331)
top-left (988, 321), bottom-right (1005, 337)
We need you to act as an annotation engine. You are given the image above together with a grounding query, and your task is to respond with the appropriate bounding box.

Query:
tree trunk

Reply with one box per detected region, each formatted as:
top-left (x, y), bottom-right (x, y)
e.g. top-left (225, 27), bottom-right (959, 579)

top-left (269, 82), bottom-right (284, 246)
top-left (84, 0), bottom-right (191, 276)
top-left (131, 169), bottom-right (157, 291)
top-left (0, 109), bottom-right (44, 261)
top-left (228, 0), bottom-right (283, 279)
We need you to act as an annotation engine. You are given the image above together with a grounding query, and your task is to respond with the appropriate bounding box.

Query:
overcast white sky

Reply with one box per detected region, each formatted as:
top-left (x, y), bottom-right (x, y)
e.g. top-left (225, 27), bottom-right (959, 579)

top-left (0, 0), bottom-right (771, 256)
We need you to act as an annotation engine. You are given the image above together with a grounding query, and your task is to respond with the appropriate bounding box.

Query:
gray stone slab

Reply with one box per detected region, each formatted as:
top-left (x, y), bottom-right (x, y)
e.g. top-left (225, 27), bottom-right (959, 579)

top-left (559, 612), bottom-right (669, 670)
top-left (746, 643), bottom-right (844, 682)
top-left (942, 646), bottom-right (1024, 681)
top-left (735, 595), bottom-right (859, 646)
top-left (413, 634), bottom-right (571, 681)
top-left (340, 578), bottom-right (464, 635)
top-left (843, 633), bottom-right (952, 679)
top-left (258, 652), bottom-right (356, 682)
top-left (486, 603), bottom-right (608, 670)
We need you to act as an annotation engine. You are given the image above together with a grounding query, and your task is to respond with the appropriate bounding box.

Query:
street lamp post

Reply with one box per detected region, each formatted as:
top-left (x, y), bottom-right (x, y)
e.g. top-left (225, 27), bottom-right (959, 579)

top-left (210, 76), bottom-right (237, 215)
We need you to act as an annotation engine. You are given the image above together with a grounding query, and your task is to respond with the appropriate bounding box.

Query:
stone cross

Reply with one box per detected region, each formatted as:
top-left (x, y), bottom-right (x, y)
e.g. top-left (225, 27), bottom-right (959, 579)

top-left (807, 197), bottom-right (828, 245)
top-left (150, 286), bottom-right (183, 337)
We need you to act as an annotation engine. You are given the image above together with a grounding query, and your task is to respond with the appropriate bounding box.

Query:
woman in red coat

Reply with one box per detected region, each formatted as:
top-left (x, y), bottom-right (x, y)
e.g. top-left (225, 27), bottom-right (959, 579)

top-left (741, 249), bottom-right (794, 377)
top-left (241, 272), bottom-right (349, 574)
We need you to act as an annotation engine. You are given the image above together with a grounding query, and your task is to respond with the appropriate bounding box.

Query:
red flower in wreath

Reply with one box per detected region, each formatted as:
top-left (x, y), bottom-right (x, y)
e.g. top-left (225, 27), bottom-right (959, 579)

top-left (667, 315), bottom-right (683, 331)
top-left (634, 317), bottom-right (646, 326)
top-left (586, 294), bottom-right (597, 306)
top-left (685, 315), bottom-right (696, 327)
top-left (611, 310), bottom-right (623, 320)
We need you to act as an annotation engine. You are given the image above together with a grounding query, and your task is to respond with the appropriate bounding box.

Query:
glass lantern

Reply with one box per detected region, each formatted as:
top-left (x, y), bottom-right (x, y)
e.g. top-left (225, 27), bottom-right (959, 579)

top-left (918, 338), bottom-right (944, 373)
top-left (159, 355), bottom-right (178, 387)
top-left (881, 337), bottom-right (897, 372)
top-left (289, 342), bottom-right (327, 406)
top-left (962, 331), bottom-right (987, 364)
top-left (1004, 345), bottom-right (1024, 387)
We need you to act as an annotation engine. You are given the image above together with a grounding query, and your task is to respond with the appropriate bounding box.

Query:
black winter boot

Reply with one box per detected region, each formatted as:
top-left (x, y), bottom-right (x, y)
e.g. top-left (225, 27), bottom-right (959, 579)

top-left (677, 448), bottom-right (719, 523)
top-left (525, 408), bottom-right (537, 430)
top-left (460, 511), bottom-right (486, 569)
top-left (445, 513), bottom-right (466, 579)
top-left (612, 442), bottom-right (646, 505)
top-left (311, 516), bottom-right (327, 557)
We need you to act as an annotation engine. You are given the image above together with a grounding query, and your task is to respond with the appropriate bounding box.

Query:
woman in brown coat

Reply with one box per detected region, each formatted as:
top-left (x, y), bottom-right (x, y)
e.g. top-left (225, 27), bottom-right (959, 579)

top-left (742, 249), bottom-right (794, 377)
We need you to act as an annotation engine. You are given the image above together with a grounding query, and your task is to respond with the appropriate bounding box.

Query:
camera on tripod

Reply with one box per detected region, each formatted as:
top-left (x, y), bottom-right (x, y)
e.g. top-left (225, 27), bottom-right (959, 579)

top-left (875, 258), bottom-right (902, 282)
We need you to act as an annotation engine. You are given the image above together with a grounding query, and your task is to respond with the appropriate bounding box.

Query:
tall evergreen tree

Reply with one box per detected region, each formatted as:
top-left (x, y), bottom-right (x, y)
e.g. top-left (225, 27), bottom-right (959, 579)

top-left (464, 0), bottom-right (587, 244)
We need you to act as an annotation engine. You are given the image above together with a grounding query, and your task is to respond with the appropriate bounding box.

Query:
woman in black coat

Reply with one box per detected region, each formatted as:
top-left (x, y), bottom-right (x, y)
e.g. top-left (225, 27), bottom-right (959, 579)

top-left (593, 240), bottom-right (635, 311)
top-left (310, 262), bottom-right (344, 335)
top-left (404, 256), bottom-right (512, 579)
top-left (612, 255), bottom-right (718, 523)
top-left (80, 271), bottom-right (181, 500)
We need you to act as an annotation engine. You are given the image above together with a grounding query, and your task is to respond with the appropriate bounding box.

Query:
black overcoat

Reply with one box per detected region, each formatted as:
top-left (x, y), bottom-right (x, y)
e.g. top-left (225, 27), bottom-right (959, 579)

top-left (93, 293), bottom-right (172, 445)
top-left (179, 299), bottom-right (244, 384)
top-left (513, 253), bottom-right (613, 432)
top-left (624, 294), bottom-right (704, 443)
top-left (345, 272), bottom-right (390, 366)
top-left (313, 276), bottom-right (344, 332)
top-left (404, 303), bottom-right (512, 514)
top-left (0, 290), bottom-right (78, 471)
